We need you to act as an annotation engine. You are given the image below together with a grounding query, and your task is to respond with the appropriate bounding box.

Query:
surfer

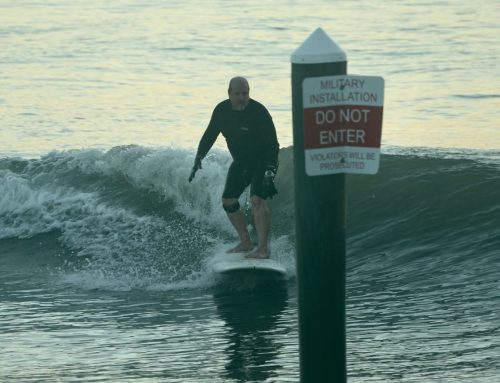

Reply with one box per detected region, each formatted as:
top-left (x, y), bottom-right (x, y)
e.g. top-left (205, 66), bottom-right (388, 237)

top-left (189, 76), bottom-right (279, 259)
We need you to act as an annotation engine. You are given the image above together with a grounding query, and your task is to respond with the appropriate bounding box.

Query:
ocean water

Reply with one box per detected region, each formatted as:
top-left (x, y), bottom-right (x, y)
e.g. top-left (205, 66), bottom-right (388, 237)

top-left (1, 1), bottom-right (499, 382)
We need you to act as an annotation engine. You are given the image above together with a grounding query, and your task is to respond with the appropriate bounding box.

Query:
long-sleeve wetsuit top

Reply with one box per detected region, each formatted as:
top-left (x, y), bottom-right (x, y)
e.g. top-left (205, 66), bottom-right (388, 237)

top-left (196, 99), bottom-right (279, 167)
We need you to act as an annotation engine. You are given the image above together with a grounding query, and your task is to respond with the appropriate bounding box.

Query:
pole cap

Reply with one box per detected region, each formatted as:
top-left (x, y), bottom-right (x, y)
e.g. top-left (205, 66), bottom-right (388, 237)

top-left (291, 27), bottom-right (346, 64)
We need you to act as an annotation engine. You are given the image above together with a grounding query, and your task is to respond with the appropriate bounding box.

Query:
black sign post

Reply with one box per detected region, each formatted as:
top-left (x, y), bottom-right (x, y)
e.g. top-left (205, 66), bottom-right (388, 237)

top-left (291, 28), bottom-right (348, 383)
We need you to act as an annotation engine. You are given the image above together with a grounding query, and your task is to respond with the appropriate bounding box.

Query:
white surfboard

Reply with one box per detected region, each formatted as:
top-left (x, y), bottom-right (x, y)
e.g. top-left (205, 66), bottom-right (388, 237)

top-left (212, 253), bottom-right (287, 277)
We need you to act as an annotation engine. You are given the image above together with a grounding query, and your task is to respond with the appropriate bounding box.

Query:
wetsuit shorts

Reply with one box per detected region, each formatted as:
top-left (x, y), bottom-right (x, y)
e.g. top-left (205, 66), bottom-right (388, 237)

top-left (222, 160), bottom-right (266, 199)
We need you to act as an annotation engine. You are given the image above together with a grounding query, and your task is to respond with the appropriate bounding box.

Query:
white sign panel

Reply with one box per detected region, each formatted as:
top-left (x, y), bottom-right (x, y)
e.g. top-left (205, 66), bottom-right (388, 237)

top-left (302, 75), bottom-right (384, 175)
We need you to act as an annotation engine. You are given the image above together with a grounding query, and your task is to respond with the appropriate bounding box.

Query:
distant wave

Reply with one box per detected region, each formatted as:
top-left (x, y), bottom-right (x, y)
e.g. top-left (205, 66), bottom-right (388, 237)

top-left (453, 94), bottom-right (500, 99)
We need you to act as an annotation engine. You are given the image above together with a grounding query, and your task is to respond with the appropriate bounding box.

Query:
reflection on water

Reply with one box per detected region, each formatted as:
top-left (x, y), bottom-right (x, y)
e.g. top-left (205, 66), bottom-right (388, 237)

top-left (1, 269), bottom-right (296, 382)
top-left (1, 0), bottom-right (499, 157)
top-left (213, 277), bottom-right (288, 383)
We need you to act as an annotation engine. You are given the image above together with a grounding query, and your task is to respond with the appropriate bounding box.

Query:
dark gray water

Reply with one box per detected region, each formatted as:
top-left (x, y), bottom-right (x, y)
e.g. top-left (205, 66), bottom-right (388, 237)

top-left (1, 149), bottom-right (499, 381)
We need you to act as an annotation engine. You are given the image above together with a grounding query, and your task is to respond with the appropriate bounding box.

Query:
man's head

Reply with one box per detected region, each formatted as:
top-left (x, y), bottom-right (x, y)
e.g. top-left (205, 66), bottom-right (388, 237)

top-left (228, 77), bottom-right (250, 111)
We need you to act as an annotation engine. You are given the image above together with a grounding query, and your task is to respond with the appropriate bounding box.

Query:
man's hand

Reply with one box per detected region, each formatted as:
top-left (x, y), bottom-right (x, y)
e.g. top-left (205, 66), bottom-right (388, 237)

top-left (262, 166), bottom-right (278, 198)
top-left (188, 155), bottom-right (202, 182)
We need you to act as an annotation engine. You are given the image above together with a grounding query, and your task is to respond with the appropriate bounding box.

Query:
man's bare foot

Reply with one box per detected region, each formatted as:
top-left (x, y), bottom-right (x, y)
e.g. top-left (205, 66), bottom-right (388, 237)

top-left (244, 248), bottom-right (269, 259)
top-left (226, 242), bottom-right (253, 254)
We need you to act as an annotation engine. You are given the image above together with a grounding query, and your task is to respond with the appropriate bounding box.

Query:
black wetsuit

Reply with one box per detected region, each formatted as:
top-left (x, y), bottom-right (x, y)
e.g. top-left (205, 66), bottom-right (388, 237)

top-left (196, 99), bottom-right (279, 199)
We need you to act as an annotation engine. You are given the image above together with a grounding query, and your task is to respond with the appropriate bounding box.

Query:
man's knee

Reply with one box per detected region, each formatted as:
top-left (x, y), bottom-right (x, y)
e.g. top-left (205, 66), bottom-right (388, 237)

top-left (222, 199), bottom-right (240, 213)
top-left (251, 196), bottom-right (266, 210)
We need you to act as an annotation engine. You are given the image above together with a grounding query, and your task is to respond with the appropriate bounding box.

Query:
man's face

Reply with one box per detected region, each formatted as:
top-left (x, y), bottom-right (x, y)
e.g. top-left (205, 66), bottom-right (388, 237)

top-left (229, 82), bottom-right (250, 111)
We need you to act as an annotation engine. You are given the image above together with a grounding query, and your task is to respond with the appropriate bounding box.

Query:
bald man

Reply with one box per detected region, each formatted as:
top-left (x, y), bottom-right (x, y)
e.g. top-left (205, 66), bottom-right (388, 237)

top-left (190, 77), bottom-right (279, 259)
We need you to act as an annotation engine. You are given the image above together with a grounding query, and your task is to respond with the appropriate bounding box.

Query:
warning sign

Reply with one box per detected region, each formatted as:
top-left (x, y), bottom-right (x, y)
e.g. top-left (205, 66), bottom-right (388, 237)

top-left (302, 75), bottom-right (384, 175)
